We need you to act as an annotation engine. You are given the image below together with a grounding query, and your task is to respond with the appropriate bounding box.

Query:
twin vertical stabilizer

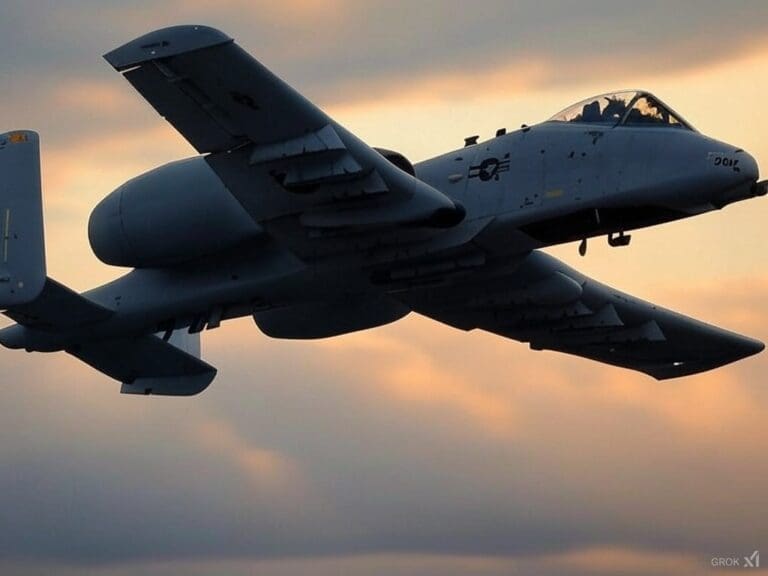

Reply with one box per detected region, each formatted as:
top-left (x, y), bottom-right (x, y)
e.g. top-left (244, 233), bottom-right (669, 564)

top-left (0, 131), bottom-right (46, 307)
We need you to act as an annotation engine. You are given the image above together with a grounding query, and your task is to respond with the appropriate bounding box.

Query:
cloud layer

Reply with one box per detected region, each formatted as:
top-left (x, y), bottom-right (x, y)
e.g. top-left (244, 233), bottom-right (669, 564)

top-left (0, 277), bottom-right (766, 574)
top-left (1, 2), bottom-right (768, 575)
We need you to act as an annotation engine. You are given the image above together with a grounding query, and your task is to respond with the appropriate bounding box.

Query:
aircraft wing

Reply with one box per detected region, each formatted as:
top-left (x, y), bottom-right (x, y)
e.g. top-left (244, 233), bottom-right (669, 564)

top-left (103, 26), bottom-right (462, 236)
top-left (406, 251), bottom-right (763, 379)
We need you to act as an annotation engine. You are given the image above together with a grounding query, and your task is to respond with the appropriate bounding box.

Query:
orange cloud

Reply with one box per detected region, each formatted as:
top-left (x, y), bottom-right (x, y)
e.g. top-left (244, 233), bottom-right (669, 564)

top-left (217, 262), bottom-right (768, 445)
top-left (193, 417), bottom-right (305, 497)
top-left (540, 546), bottom-right (703, 575)
top-left (52, 79), bottom-right (141, 117)
top-left (317, 330), bottom-right (521, 438)
top-left (21, 548), bottom-right (709, 576)
top-left (324, 38), bottom-right (768, 112)
top-left (171, 0), bottom-right (353, 22)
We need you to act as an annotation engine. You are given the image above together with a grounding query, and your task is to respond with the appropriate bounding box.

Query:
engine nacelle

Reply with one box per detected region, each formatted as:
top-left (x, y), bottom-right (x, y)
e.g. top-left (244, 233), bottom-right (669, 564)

top-left (374, 148), bottom-right (415, 176)
top-left (89, 157), bottom-right (262, 267)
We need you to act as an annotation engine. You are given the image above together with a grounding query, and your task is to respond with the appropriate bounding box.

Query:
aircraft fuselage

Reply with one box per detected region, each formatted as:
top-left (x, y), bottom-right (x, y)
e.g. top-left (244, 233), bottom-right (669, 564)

top-left (1, 25), bottom-right (764, 391)
top-left (3, 119), bottom-right (761, 353)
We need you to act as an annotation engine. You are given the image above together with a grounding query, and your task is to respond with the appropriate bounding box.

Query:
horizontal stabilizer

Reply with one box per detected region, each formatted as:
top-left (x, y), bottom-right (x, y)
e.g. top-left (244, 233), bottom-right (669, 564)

top-left (68, 331), bottom-right (216, 396)
top-left (4, 277), bottom-right (113, 329)
top-left (0, 131), bottom-right (46, 307)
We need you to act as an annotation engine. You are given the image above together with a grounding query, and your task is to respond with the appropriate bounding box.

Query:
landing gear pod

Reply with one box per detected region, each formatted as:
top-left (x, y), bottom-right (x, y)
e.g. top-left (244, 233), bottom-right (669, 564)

top-left (0, 131), bottom-right (46, 307)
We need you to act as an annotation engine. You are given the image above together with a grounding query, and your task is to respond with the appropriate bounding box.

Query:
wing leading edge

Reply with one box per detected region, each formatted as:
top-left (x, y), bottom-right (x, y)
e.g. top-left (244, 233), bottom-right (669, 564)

top-left (405, 251), bottom-right (763, 379)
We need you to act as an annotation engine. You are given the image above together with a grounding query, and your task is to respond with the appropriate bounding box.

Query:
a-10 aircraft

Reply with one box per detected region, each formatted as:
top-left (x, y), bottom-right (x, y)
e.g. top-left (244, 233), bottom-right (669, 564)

top-left (0, 25), bottom-right (765, 395)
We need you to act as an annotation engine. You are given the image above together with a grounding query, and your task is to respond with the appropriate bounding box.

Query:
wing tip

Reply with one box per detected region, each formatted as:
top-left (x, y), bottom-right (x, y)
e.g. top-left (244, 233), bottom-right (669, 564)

top-left (120, 367), bottom-right (217, 397)
top-left (740, 336), bottom-right (765, 359)
top-left (722, 333), bottom-right (765, 363)
top-left (648, 336), bottom-right (764, 380)
top-left (104, 24), bottom-right (233, 71)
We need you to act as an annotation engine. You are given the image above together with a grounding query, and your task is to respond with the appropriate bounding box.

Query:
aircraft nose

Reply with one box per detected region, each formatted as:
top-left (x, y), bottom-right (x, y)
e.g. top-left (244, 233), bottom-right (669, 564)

top-left (739, 149), bottom-right (759, 183)
top-left (709, 147), bottom-right (764, 208)
top-left (738, 150), bottom-right (767, 199)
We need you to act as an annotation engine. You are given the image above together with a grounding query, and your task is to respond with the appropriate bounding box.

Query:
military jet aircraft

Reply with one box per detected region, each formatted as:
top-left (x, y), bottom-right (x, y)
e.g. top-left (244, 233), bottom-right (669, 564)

top-left (0, 25), bottom-right (765, 395)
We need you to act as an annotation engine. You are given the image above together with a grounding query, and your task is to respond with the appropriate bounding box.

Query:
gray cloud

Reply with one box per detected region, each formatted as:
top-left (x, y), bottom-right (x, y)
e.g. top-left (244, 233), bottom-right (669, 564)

top-left (4, 1), bottom-right (768, 86)
top-left (2, 0), bottom-right (768, 148)
top-left (0, 281), bottom-right (766, 574)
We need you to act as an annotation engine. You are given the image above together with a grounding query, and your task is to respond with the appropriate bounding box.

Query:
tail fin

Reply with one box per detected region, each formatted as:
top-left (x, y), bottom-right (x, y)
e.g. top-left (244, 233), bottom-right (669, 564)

top-left (0, 132), bottom-right (216, 396)
top-left (0, 131), bottom-right (46, 307)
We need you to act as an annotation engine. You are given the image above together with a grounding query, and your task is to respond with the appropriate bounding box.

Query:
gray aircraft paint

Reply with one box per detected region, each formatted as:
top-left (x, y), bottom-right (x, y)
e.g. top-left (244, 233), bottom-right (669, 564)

top-left (0, 26), bottom-right (765, 395)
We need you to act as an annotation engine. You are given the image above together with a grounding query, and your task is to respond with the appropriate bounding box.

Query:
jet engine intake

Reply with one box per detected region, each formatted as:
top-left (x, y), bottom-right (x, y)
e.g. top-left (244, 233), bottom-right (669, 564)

top-left (374, 148), bottom-right (415, 176)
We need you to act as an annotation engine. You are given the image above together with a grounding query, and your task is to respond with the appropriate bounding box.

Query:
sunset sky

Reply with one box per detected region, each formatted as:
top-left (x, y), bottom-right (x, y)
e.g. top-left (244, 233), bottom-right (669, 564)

top-left (2, 2), bottom-right (768, 574)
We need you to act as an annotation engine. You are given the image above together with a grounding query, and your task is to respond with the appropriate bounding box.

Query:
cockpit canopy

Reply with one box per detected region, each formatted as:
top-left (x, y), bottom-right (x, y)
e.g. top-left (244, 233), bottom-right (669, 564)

top-left (547, 91), bottom-right (693, 130)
